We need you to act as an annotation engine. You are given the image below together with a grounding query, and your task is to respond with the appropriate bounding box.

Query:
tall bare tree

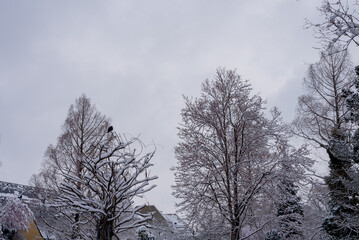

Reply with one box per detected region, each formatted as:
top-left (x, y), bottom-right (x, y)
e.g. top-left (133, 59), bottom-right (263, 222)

top-left (173, 68), bottom-right (285, 240)
top-left (31, 94), bottom-right (112, 190)
top-left (292, 48), bottom-right (354, 148)
top-left (30, 94), bottom-right (113, 239)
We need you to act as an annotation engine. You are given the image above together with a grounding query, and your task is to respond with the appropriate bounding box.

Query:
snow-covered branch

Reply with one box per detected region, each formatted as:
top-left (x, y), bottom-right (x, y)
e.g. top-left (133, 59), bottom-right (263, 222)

top-left (309, 0), bottom-right (359, 50)
top-left (52, 135), bottom-right (157, 239)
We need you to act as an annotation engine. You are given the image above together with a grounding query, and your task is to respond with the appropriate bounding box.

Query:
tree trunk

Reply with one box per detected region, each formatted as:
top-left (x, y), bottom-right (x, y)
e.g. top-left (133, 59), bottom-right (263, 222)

top-left (71, 213), bottom-right (80, 239)
top-left (231, 221), bottom-right (240, 240)
top-left (97, 218), bottom-right (114, 240)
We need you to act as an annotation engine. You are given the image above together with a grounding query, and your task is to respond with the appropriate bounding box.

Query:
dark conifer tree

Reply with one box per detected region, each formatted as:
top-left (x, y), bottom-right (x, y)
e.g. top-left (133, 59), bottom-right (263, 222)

top-left (277, 181), bottom-right (303, 239)
top-left (275, 163), bottom-right (304, 239)
top-left (265, 230), bottom-right (281, 240)
top-left (322, 66), bottom-right (359, 239)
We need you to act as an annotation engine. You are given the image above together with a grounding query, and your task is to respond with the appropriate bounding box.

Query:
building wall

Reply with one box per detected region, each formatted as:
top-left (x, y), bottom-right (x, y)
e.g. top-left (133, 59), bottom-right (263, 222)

top-left (14, 221), bottom-right (44, 240)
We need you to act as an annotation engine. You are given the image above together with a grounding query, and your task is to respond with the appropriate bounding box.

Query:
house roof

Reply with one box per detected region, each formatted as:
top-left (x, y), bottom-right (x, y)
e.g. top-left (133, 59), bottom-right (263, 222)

top-left (0, 181), bottom-right (46, 240)
top-left (163, 213), bottom-right (187, 231)
top-left (0, 181), bottom-right (57, 239)
top-left (137, 205), bottom-right (169, 227)
top-left (0, 180), bottom-right (39, 205)
top-left (0, 181), bottom-right (192, 239)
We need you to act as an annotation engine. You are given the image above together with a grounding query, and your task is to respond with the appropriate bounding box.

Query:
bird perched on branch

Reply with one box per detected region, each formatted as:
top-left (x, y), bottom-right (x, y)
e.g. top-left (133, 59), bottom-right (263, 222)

top-left (107, 126), bottom-right (113, 133)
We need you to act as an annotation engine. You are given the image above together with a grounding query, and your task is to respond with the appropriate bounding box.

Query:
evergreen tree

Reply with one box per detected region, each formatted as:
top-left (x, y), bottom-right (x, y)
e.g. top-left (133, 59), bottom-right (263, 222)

top-left (322, 66), bottom-right (359, 239)
top-left (272, 144), bottom-right (308, 240)
top-left (276, 179), bottom-right (304, 239)
top-left (265, 230), bottom-right (281, 240)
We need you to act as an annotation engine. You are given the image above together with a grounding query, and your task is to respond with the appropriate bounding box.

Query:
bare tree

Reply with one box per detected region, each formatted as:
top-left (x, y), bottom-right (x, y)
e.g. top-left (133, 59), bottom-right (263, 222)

top-left (310, 0), bottom-right (359, 51)
top-left (31, 94), bottom-right (112, 190)
top-left (172, 68), bottom-right (286, 240)
top-left (292, 48), bottom-right (354, 148)
top-left (30, 94), bottom-right (113, 239)
top-left (53, 134), bottom-right (157, 240)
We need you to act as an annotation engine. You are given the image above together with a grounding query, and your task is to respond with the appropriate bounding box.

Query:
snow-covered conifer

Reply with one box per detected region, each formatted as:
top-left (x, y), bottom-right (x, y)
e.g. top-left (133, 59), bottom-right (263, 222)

top-left (265, 230), bottom-right (281, 240)
top-left (269, 141), bottom-right (314, 240)
top-left (292, 46), bottom-right (358, 239)
top-left (322, 65), bottom-right (359, 238)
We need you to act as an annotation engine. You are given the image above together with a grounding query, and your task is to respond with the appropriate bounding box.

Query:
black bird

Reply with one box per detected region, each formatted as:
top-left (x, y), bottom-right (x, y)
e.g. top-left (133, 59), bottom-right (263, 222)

top-left (107, 126), bottom-right (113, 133)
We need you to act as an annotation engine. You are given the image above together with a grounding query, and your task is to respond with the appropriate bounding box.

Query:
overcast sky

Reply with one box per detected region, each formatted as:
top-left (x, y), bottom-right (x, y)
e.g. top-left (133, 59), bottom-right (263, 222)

top-left (1, 0), bottom-right (359, 214)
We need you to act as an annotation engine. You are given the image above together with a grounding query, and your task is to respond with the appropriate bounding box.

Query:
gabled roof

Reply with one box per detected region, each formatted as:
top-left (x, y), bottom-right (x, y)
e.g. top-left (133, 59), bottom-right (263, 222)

top-left (0, 180), bottom-right (39, 204)
top-left (137, 205), bottom-right (170, 227)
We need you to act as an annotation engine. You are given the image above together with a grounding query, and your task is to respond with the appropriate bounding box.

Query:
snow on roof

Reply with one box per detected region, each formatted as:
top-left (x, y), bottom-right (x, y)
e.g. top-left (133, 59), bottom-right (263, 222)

top-left (137, 205), bottom-right (171, 228)
top-left (0, 180), bottom-right (40, 205)
top-left (163, 213), bottom-right (187, 230)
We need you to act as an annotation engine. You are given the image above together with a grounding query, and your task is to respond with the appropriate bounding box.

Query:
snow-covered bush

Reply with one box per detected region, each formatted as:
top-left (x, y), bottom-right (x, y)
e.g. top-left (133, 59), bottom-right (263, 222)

top-left (265, 230), bottom-right (282, 240)
top-left (0, 197), bottom-right (33, 239)
top-left (136, 226), bottom-right (153, 240)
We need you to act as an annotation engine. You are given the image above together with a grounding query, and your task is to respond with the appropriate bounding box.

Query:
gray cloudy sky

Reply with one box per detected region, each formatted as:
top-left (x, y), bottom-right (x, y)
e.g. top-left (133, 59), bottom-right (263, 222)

top-left (1, 0), bottom-right (359, 213)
